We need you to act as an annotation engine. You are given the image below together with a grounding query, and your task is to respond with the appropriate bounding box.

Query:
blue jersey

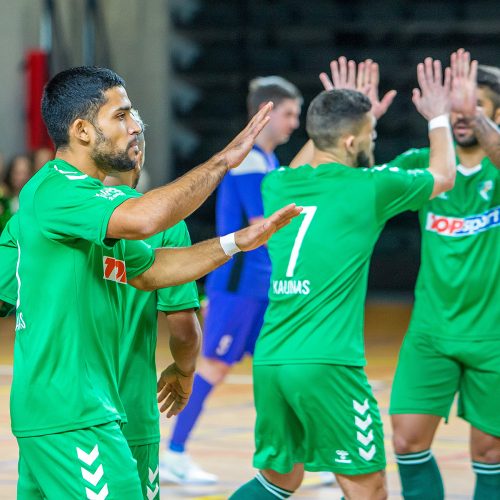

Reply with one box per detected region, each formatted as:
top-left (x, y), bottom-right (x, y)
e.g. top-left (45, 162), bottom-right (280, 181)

top-left (206, 145), bottom-right (279, 299)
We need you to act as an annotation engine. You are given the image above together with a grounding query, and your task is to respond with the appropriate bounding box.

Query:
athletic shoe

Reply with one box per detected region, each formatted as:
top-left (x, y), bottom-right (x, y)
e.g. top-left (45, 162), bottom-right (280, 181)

top-left (158, 450), bottom-right (218, 484)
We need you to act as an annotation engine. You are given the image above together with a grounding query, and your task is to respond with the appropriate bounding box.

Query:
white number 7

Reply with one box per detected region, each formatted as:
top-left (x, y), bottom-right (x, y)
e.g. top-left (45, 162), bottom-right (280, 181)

top-left (286, 206), bottom-right (317, 277)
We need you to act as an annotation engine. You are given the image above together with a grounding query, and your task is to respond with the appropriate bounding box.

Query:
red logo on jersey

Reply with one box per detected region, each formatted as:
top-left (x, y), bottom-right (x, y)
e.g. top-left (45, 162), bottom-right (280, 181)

top-left (103, 256), bottom-right (127, 284)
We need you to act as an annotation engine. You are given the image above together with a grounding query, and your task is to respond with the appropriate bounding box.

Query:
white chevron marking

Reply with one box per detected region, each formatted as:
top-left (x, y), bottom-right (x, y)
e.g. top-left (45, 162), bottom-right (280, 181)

top-left (86, 483), bottom-right (108, 500)
top-left (77, 445), bottom-right (99, 466)
top-left (81, 464), bottom-right (104, 487)
top-left (354, 413), bottom-right (372, 432)
top-left (148, 466), bottom-right (159, 484)
top-left (147, 484), bottom-right (159, 499)
top-left (353, 398), bottom-right (370, 415)
top-left (357, 429), bottom-right (374, 447)
top-left (359, 445), bottom-right (376, 461)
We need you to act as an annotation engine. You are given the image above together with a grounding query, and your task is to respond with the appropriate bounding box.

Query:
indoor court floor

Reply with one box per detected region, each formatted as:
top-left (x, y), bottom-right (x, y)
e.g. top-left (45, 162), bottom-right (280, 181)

top-left (0, 300), bottom-right (474, 499)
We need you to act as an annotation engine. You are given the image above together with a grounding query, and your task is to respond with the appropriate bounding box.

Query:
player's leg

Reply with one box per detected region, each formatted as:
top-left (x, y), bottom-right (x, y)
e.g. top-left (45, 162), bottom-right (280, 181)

top-left (336, 471), bottom-right (386, 500)
top-left (129, 442), bottom-right (159, 500)
top-left (457, 339), bottom-right (500, 500)
top-left (390, 332), bottom-right (460, 500)
top-left (230, 365), bottom-right (304, 498)
top-left (17, 421), bottom-right (143, 499)
top-left (286, 364), bottom-right (386, 499)
top-left (161, 291), bottom-right (267, 484)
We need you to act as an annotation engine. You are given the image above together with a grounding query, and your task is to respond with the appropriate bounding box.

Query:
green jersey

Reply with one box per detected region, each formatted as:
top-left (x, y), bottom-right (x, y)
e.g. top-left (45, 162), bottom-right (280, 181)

top-left (387, 148), bottom-right (500, 340)
top-left (119, 216), bottom-right (199, 446)
top-left (255, 162), bottom-right (434, 366)
top-left (0, 215), bottom-right (18, 316)
top-left (11, 159), bottom-right (155, 437)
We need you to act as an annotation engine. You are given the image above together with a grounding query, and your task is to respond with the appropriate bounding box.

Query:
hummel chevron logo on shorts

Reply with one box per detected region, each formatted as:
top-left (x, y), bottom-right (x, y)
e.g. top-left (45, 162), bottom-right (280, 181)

top-left (76, 445), bottom-right (109, 499)
top-left (353, 399), bottom-right (377, 461)
top-left (147, 466), bottom-right (159, 499)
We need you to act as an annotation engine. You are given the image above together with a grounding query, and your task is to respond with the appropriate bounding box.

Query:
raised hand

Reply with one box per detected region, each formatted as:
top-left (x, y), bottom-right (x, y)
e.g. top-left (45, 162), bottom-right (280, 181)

top-left (216, 102), bottom-right (273, 170)
top-left (157, 363), bottom-right (195, 418)
top-left (412, 58), bottom-right (452, 120)
top-left (235, 203), bottom-right (302, 251)
top-left (319, 56), bottom-right (396, 119)
top-left (450, 48), bottom-right (478, 120)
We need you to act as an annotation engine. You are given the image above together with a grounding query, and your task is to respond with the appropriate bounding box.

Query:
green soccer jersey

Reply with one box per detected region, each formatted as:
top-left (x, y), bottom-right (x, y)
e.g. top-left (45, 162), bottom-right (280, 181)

top-left (0, 215), bottom-right (18, 316)
top-left (119, 215), bottom-right (199, 446)
top-left (386, 148), bottom-right (500, 339)
top-left (254, 162), bottom-right (434, 367)
top-left (11, 159), bottom-right (155, 437)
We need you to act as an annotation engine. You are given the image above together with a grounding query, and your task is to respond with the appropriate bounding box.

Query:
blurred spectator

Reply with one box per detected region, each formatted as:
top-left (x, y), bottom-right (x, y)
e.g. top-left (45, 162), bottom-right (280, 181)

top-left (0, 154), bottom-right (34, 232)
top-left (32, 146), bottom-right (54, 171)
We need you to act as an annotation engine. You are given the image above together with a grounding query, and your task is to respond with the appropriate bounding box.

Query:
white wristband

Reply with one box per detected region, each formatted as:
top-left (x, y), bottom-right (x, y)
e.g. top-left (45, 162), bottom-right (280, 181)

top-left (428, 114), bottom-right (450, 131)
top-left (220, 233), bottom-right (241, 257)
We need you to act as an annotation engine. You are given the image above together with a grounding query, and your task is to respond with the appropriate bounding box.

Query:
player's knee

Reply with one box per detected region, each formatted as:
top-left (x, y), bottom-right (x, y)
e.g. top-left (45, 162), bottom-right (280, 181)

top-left (392, 431), bottom-right (427, 455)
top-left (366, 473), bottom-right (388, 500)
top-left (198, 357), bottom-right (231, 385)
top-left (473, 446), bottom-right (500, 464)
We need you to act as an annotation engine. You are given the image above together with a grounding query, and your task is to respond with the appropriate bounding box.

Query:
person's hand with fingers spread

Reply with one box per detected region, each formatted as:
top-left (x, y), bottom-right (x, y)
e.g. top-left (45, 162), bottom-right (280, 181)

top-left (450, 48), bottom-right (479, 122)
top-left (216, 101), bottom-right (274, 169)
top-left (319, 56), bottom-right (396, 120)
top-left (412, 58), bottom-right (452, 120)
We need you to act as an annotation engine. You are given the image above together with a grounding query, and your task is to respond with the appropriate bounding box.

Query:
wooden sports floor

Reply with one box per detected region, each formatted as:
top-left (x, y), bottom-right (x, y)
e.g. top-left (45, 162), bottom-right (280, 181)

top-left (0, 300), bottom-right (474, 499)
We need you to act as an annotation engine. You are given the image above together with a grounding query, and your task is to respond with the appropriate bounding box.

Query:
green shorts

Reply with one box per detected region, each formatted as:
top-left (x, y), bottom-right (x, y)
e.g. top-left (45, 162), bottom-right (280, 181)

top-left (129, 442), bottom-right (159, 500)
top-left (253, 364), bottom-right (386, 475)
top-left (17, 421), bottom-right (143, 499)
top-left (390, 331), bottom-right (500, 437)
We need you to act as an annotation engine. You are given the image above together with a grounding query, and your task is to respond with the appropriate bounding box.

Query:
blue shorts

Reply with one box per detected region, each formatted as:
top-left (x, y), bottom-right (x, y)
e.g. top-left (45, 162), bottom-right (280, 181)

top-left (203, 290), bottom-right (268, 364)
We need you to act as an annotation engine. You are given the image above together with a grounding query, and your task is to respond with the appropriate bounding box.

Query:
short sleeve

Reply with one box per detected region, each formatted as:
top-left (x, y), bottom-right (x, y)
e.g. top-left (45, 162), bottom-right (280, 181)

top-left (122, 239), bottom-right (156, 280)
top-left (372, 166), bottom-right (434, 222)
top-left (155, 222), bottom-right (200, 312)
top-left (0, 216), bottom-right (20, 309)
top-left (34, 175), bottom-right (134, 246)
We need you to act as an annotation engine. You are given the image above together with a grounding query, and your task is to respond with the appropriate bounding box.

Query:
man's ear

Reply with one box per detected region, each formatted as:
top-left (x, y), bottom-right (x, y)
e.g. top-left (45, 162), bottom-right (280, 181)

top-left (70, 119), bottom-right (92, 145)
top-left (493, 107), bottom-right (500, 126)
top-left (344, 134), bottom-right (356, 155)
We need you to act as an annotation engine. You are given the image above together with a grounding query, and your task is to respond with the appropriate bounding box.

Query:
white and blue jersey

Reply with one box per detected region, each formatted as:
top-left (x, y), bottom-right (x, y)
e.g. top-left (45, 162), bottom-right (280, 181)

top-left (206, 145), bottom-right (279, 300)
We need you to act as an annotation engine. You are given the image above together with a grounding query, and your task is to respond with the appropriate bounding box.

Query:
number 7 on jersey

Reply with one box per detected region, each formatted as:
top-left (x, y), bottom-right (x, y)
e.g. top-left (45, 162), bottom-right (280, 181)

top-left (286, 206), bottom-right (317, 277)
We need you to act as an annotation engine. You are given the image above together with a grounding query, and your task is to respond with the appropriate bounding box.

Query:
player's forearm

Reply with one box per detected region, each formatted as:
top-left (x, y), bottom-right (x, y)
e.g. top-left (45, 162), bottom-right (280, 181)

top-left (468, 113), bottom-right (500, 168)
top-left (130, 239), bottom-right (231, 291)
top-left (427, 122), bottom-right (456, 198)
top-left (166, 311), bottom-right (202, 375)
top-left (108, 155), bottom-right (229, 240)
top-left (290, 140), bottom-right (314, 168)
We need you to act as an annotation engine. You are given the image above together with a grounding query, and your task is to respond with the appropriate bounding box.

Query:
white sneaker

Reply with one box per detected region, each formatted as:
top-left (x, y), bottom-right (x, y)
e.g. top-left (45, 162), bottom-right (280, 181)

top-left (159, 450), bottom-right (218, 485)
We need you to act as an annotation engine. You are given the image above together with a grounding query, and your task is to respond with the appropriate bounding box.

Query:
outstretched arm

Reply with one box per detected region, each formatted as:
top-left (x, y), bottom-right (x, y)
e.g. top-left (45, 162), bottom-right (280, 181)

top-left (412, 58), bottom-right (456, 198)
top-left (157, 309), bottom-right (201, 418)
top-left (129, 203), bottom-right (302, 290)
top-left (290, 56), bottom-right (396, 168)
top-left (107, 103), bottom-right (274, 240)
top-left (451, 48), bottom-right (500, 168)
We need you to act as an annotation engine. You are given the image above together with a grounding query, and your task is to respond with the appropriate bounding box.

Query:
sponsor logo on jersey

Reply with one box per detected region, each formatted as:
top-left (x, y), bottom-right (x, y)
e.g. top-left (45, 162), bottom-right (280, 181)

top-left (425, 207), bottom-right (500, 237)
top-left (335, 450), bottom-right (352, 464)
top-left (272, 279), bottom-right (310, 295)
top-left (95, 187), bottom-right (126, 201)
top-left (103, 256), bottom-right (127, 284)
top-left (479, 180), bottom-right (494, 201)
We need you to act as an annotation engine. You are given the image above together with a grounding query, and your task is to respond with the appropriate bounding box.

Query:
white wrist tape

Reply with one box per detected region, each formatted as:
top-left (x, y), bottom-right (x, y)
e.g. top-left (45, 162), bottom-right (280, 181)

top-left (428, 114), bottom-right (450, 131)
top-left (220, 233), bottom-right (241, 257)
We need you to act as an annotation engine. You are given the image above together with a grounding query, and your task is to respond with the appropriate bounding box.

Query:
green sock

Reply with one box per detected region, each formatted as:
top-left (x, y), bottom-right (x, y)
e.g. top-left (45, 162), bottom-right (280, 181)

top-left (473, 462), bottom-right (500, 500)
top-left (395, 450), bottom-right (444, 499)
top-left (230, 472), bottom-right (293, 499)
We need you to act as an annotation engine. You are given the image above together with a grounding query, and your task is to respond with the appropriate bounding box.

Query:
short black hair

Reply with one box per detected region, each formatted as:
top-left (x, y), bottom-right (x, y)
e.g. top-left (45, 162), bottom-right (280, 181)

top-left (306, 89), bottom-right (372, 151)
top-left (477, 65), bottom-right (500, 108)
top-left (247, 76), bottom-right (302, 116)
top-left (41, 66), bottom-right (125, 149)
